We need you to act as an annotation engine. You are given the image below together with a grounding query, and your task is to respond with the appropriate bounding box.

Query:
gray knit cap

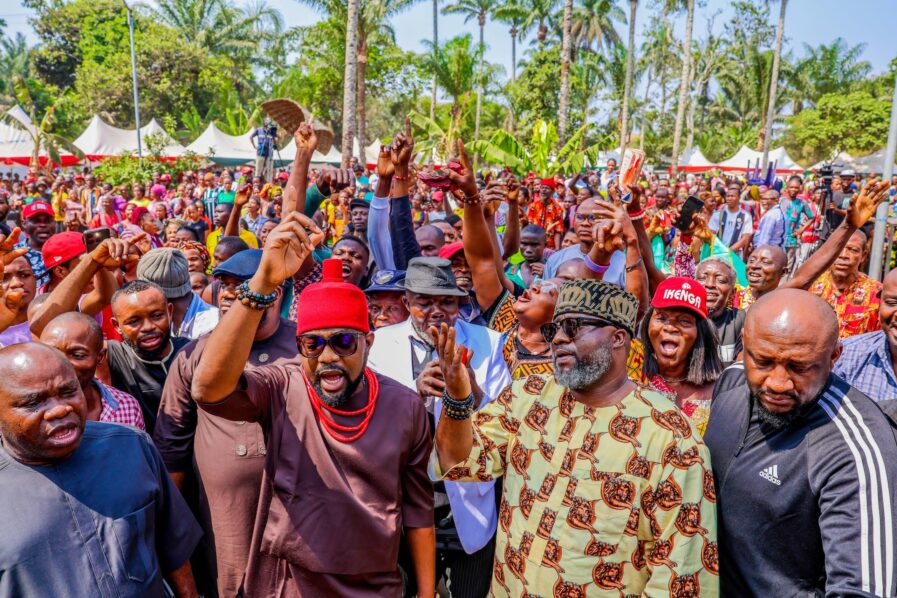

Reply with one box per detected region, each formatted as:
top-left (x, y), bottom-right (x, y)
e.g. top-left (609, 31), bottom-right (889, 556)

top-left (136, 248), bottom-right (191, 299)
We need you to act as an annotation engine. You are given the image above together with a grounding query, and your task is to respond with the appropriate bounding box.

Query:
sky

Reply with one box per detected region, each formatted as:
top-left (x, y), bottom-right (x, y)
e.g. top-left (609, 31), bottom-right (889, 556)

top-left (2, 0), bottom-right (895, 80)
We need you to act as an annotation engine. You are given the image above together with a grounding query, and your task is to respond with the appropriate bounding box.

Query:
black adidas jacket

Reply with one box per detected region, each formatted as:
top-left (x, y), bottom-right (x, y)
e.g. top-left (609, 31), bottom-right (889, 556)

top-left (704, 365), bottom-right (897, 598)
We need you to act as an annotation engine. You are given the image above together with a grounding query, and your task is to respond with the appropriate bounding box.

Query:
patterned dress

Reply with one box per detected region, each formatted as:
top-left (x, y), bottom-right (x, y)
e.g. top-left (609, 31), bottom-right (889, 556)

top-left (809, 271), bottom-right (882, 340)
top-left (435, 375), bottom-right (719, 597)
top-left (731, 286), bottom-right (756, 311)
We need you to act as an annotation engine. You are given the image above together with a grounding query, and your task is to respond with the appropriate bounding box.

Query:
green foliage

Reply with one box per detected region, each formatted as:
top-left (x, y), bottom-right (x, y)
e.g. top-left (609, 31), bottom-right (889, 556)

top-left (785, 91), bottom-right (892, 165)
top-left (92, 134), bottom-right (204, 186)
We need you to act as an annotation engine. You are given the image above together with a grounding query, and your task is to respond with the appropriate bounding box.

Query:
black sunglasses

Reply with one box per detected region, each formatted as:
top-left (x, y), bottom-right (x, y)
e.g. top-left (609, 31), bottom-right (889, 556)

top-left (541, 317), bottom-right (614, 343)
top-left (297, 332), bottom-right (363, 358)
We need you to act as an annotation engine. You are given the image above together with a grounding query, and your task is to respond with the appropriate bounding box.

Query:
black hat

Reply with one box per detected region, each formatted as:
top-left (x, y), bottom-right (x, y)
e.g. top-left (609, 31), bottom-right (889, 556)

top-left (349, 198), bottom-right (370, 211)
top-left (364, 269), bottom-right (406, 294)
top-left (397, 257), bottom-right (467, 297)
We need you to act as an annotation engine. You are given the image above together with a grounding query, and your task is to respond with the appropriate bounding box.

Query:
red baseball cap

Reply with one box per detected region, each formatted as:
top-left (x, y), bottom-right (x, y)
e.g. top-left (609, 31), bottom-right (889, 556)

top-left (651, 277), bottom-right (708, 319)
top-left (277, 171), bottom-right (289, 180)
top-left (41, 232), bottom-right (87, 270)
top-left (240, 166), bottom-right (253, 174)
top-left (438, 241), bottom-right (464, 260)
top-left (22, 201), bottom-right (55, 220)
top-left (160, 173), bottom-right (172, 182)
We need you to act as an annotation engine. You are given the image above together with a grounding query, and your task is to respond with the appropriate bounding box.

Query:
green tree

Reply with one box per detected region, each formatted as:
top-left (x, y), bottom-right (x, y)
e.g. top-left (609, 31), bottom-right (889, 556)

top-left (493, 0), bottom-right (528, 82)
top-left (786, 91), bottom-right (891, 165)
top-left (790, 38), bottom-right (872, 113)
top-left (522, 0), bottom-right (558, 45)
top-left (570, 0), bottom-right (624, 55)
top-left (667, 0), bottom-right (694, 177)
top-left (0, 28), bottom-right (31, 105)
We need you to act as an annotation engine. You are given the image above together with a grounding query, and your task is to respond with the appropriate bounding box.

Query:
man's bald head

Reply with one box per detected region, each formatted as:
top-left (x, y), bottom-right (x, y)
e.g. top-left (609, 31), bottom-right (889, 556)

top-left (39, 313), bottom-right (106, 389)
top-left (743, 290), bottom-right (841, 425)
top-left (746, 245), bottom-right (788, 293)
top-left (41, 312), bottom-right (103, 353)
top-left (0, 343), bottom-right (86, 465)
top-left (415, 224), bottom-right (445, 257)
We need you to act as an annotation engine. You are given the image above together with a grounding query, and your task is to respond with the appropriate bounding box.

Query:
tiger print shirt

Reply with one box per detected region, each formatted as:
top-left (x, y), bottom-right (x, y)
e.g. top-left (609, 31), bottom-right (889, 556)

top-left (434, 375), bottom-right (719, 597)
top-left (487, 291), bottom-right (648, 383)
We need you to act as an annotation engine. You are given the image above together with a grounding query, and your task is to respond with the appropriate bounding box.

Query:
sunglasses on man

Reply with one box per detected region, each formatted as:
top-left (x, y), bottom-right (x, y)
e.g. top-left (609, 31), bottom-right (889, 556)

top-left (297, 332), bottom-right (363, 358)
top-left (540, 317), bottom-right (615, 343)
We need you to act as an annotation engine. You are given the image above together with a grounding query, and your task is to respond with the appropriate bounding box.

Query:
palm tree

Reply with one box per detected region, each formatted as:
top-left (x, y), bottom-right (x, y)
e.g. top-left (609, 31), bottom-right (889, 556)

top-left (421, 34), bottom-right (479, 109)
top-left (669, 0), bottom-right (694, 177)
top-left (619, 0), bottom-right (637, 159)
top-left (557, 0), bottom-right (574, 145)
top-left (570, 0), bottom-right (624, 55)
top-left (636, 15), bottom-right (675, 150)
top-left (493, 0), bottom-right (528, 82)
top-left (522, 0), bottom-right (558, 45)
top-left (442, 0), bottom-right (495, 143)
top-left (760, 0), bottom-right (787, 167)
top-left (341, 0), bottom-right (359, 167)
top-left (0, 31), bottom-right (30, 105)
top-left (431, 0), bottom-right (439, 120)
top-left (790, 38), bottom-right (871, 112)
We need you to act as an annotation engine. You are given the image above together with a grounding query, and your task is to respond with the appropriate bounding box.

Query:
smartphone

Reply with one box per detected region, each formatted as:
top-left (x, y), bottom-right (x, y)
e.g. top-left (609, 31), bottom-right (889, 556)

top-left (83, 227), bottom-right (112, 252)
top-left (674, 196), bottom-right (704, 232)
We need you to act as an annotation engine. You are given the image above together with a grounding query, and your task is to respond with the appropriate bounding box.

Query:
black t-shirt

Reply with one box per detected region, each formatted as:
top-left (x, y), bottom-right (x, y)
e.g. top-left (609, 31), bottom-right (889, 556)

top-left (107, 336), bottom-right (190, 434)
top-left (187, 219), bottom-right (209, 241)
top-left (710, 307), bottom-right (746, 367)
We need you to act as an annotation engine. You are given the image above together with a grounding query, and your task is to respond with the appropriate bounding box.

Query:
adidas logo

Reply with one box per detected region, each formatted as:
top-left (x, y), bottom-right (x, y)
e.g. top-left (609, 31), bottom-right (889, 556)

top-left (759, 465), bottom-right (781, 486)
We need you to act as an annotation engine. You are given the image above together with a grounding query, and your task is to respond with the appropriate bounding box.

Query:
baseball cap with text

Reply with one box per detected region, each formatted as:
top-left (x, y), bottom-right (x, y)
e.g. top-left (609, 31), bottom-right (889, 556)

top-left (651, 277), bottom-right (708, 319)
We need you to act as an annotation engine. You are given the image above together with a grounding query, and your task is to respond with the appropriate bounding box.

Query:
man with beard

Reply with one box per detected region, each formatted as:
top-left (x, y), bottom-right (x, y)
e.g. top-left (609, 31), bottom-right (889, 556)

top-left (191, 215), bottom-right (435, 597)
top-left (705, 289), bottom-right (897, 597)
top-left (526, 179), bottom-right (564, 249)
top-left (367, 255), bottom-right (510, 598)
top-left (835, 268), bottom-right (897, 399)
top-left (17, 200), bottom-right (56, 286)
top-left (107, 280), bottom-right (190, 432)
top-left (0, 342), bottom-right (201, 597)
top-left (732, 180), bottom-right (890, 310)
top-left (432, 279), bottom-right (718, 596)
top-left (154, 249), bottom-right (299, 598)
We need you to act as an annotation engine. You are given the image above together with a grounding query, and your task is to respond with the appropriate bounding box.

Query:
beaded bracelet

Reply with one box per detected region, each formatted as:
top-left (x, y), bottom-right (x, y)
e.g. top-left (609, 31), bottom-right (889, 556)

top-left (461, 192), bottom-right (481, 205)
top-left (443, 390), bottom-right (475, 420)
top-left (236, 282), bottom-right (278, 310)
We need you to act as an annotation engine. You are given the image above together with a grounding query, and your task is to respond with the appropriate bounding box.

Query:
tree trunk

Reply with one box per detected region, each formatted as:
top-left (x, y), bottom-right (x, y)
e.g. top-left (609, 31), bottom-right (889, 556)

top-left (638, 70), bottom-right (653, 151)
top-left (340, 0), bottom-right (359, 168)
top-left (619, 0), bottom-right (637, 160)
top-left (510, 26), bottom-right (517, 82)
top-left (430, 0), bottom-right (438, 121)
top-left (670, 0), bottom-right (694, 178)
top-left (557, 0), bottom-right (574, 146)
top-left (761, 0), bottom-right (787, 168)
top-left (356, 43), bottom-right (368, 167)
top-left (685, 62), bottom-right (697, 152)
top-left (475, 13), bottom-right (485, 145)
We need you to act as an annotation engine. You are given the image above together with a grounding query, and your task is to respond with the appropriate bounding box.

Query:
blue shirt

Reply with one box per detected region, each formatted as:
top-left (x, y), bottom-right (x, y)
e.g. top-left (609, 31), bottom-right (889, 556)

top-left (0, 422), bottom-right (202, 596)
top-left (543, 245), bottom-right (626, 286)
top-left (834, 331), bottom-right (897, 401)
top-left (753, 206), bottom-right (785, 248)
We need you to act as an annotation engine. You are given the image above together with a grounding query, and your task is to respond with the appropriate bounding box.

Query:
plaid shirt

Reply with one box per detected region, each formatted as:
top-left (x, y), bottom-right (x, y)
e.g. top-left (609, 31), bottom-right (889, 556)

top-left (809, 271), bottom-right (882, 340)
top-left (96, 379), bottom-right (146, 430)
top-left (834, 331), bottom-right (897, 401)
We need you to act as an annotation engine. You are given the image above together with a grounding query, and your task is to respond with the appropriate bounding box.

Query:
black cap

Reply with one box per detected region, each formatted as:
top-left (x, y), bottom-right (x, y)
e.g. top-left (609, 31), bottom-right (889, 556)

top-left (364, 269), bottom-right (406, 294)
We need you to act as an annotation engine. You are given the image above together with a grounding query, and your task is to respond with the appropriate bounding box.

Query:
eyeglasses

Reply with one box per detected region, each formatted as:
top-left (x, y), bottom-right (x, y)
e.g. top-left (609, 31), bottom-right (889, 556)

top-left (297, 332), bottom-right (363, 358)
top-left (540, 317), bottom-right (614, 343)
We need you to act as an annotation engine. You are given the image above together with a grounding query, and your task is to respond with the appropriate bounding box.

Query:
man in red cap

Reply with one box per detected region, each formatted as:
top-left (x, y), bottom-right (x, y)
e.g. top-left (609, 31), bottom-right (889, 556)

top-left (526, 177), bottom-right (565, 249)
top-left (17, 201), bottom-right (56, 286)
top-left (191, 213), bottom-right (436, 597)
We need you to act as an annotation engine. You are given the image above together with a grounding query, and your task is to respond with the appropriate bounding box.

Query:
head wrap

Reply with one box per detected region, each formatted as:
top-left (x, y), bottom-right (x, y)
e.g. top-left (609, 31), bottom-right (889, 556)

top-left (129, 205), bottom-right (149, 226)
top-left (296, 259), bottom-right (370, 335)
top-left (554, 280), bottom-right (639, 335)
top-left (170, 240), bottom-right (211, 272)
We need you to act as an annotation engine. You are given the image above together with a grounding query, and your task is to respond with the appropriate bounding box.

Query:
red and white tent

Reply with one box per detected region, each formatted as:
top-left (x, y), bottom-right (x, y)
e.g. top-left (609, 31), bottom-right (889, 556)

top-left (74, 115), bottom-right (185, 160)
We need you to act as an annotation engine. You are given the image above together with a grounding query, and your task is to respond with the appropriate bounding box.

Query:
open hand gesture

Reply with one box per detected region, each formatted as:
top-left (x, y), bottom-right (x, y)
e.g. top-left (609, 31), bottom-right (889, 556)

top-left (255, 212), bottom-right (323, 291)
top-left (430, 322), bottom-right (472, 401)
top-left (90, 234), bottom-right (146, 270)
top-left (294, 122), bottom-right (318, 154)
top-left (0, 228), bottom-right (28, 266)
top-left (847, 179), bottom-right (890, 229)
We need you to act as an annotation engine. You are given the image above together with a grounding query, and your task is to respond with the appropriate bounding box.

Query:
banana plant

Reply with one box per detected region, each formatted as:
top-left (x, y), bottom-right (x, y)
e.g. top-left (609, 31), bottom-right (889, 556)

top-left (1, 76), bottom-right (83, 172)
top-left (470, 119), bottom-right (605, 177)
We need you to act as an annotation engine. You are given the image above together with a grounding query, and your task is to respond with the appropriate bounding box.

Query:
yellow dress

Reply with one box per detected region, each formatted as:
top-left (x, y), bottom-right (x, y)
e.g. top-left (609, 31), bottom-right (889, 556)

top-left (434, 375), bottom-right (720, 597)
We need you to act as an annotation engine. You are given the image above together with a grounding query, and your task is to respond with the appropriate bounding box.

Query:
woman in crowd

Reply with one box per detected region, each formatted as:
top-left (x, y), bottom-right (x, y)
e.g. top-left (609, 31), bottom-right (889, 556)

top-left (639, 276), bottom-right (723, 435)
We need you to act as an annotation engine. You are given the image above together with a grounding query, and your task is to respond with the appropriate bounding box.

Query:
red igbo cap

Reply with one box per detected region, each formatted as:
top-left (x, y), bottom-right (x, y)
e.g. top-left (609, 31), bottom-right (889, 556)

top-left (652, 277), bottom-right (708, 319)
top-left (438, 241), bottom-right (464, 260)
top-left (23, 201), bottom-right (55, 220)
top-left (42, 232), bottom-right (87, 269)
top-left (540, 177), bottom-right (555, 188)
top-left (296, 258), bottom-right (370, 335)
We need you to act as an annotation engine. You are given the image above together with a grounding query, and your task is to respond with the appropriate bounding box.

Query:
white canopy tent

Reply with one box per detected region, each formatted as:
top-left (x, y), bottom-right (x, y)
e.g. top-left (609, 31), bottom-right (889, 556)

top-left (74, 115), bottom-right (185, 159)
top-left (717, 145), bottom-right (805, 173)
top-left (678, 147), bottom-right (715, 172)
top-left (0, 106), bottom-right (78, 166)
top-left (185, 122), bottom-right (256, 166)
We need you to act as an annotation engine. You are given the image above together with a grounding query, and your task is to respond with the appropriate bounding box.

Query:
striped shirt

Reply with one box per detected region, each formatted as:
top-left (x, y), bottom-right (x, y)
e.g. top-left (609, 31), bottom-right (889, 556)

top-left (834, 331), bottom-right (897, 401)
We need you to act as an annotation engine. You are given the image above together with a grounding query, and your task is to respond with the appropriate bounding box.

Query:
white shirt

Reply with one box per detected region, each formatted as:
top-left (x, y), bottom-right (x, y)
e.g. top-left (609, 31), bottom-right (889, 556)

top-left (367, 317), bottom-right (512, 553)
top-left (709, 207), bottom-right (752, 247)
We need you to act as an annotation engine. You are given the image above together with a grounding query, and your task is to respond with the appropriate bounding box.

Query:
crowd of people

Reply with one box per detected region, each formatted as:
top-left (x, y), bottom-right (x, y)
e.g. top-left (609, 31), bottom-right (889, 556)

top-left (1, 117), bottom-right (897, 598)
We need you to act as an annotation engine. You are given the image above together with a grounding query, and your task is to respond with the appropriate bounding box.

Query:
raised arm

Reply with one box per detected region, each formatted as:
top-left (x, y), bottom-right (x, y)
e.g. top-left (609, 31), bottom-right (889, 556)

top-left (368, 145), bottom-right (396, 271)
top-left (620, 185), bottom-right (667, 295)
top-left (191, 213), bottom-right (321, 405)
top-left (591, 199), bottom-right (649, 316)
top-left (501, 176), bottom-right (521, 260)
top-left (281, 123), bottom-right (317, 216)
top-left (224, 184), bottom-right (250, 238)
top-left (431, 322), bottom-right (476, 471)
top-left (785, 180), bottom-right (890, 290)
top-left (30, 235), bottom-right (143, 337)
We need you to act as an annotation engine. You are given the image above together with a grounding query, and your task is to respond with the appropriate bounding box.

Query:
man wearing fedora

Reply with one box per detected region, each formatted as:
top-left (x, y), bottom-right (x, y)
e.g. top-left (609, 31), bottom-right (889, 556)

top-left (367, 256), bottom-right (511, 597)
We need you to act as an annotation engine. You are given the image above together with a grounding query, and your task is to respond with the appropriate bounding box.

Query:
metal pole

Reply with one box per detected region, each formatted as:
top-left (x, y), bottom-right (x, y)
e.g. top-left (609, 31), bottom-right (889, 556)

top-left (125, 2), bottom-right (143, 159)
top-left (868, 75), bottom-right (897, 279)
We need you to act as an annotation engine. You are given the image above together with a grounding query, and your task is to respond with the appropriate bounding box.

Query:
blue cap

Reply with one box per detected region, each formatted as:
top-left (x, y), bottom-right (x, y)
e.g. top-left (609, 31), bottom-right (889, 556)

top-left (212, 249), bottom-right (263, 281)
top-left (364, 269), bottom-right (406, 294)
